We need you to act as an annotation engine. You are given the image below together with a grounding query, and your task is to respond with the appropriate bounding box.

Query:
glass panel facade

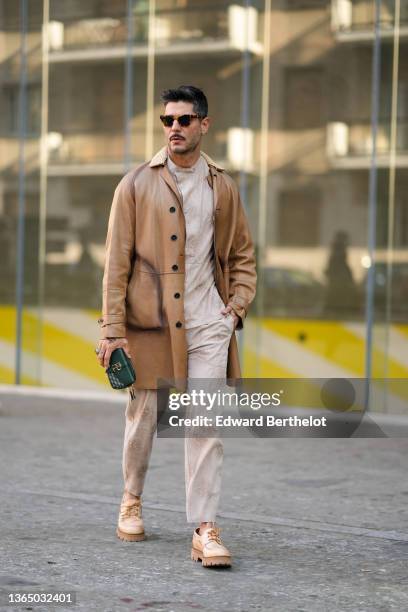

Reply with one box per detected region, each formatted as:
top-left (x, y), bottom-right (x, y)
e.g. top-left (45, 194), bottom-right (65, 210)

top-left (1, 0), bottom-right (407, 411)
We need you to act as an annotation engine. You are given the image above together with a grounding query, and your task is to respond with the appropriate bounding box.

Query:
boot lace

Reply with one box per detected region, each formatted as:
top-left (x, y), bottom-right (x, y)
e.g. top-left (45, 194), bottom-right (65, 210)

top-left (206, 528), bottom-right (222, 545)
top-left (120, 500), bottom-right (141, 519)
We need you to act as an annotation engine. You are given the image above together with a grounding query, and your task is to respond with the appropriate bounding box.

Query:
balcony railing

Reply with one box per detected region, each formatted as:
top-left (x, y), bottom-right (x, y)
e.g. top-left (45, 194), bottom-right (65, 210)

top-left (1, 124), bottom-right (258, 175)
top-left (43, 127), bottom-right (255, 173)
top-left (331, 0), bottom-right (408, 37)
top-left (327, 120), bottom-right (408, 162)
top-left (46, 5), bottom-right (262, 56)
top-left (48, 131), bottom-right (134, 165)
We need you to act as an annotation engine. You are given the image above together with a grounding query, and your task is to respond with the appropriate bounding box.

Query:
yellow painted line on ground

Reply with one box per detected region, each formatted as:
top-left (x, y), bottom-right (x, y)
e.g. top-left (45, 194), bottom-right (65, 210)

top-left (40, 321), bottom-right (105, 382)
top-left (1, 306), bottom-right (18, 342)
top-left (0, 306), bottom-right (106, 383)
top-left (394, 324), bottom-right (408, 339)
top-left (85, 308), bottom-right (100, 320)
top-left (243, 346), bottom-right (297, 378)
top-left (242, 347), bottom-right (363, 412)
top-left (3, 305), bottom-right (407, 387)
top-left (260, 318), bottom-right (408, 378)
top-left (0, 364), bottom-right (38, 386)
top-left (261, 319), bottom-right (366, 374)
top-left (242, 347), bottom-right (323, 407)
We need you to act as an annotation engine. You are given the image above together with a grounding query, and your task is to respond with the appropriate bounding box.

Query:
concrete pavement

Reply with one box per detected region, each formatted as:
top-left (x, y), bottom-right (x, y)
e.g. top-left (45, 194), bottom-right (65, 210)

top-left (0, 388), bottom-right (407, 612)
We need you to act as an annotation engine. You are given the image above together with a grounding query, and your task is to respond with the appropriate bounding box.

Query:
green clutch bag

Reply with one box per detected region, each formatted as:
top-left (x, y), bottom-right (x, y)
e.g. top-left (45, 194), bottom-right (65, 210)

top-left (106, 348), bottom-right (136, 398)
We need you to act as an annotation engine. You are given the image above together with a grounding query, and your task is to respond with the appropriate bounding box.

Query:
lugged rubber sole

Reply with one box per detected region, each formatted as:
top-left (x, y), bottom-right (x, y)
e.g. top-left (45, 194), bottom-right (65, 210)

top-left (116, 527), bottom-right (145, 542)
top-left (191, 547), bottom-right (231, 567)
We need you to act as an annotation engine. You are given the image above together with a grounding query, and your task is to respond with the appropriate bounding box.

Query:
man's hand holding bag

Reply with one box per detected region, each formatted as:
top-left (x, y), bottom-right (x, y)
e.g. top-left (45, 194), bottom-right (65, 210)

top-left (95, 337), bottom-right (136, 399)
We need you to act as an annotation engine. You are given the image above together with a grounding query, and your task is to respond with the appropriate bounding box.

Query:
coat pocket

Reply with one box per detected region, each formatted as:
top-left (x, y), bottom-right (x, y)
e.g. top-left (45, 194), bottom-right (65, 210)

top-left (125, 267), bottom-right (164, 330)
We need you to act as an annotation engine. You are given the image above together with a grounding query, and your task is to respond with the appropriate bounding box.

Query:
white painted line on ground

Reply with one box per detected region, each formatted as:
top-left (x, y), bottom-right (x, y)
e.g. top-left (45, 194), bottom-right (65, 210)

top-left (0, 337), bottom-right (109, 392)
top-left (344, 322), bottom-right (408, 370)
top-left (25, 306), bottom-right (100, 345)
top-left (0, 383), bottom-right (123, 402)
top-left (246, 319), bottom-right (356, 378)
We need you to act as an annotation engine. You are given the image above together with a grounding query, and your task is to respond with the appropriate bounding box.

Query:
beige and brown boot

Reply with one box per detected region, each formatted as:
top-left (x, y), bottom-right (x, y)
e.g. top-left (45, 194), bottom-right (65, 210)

top-left (116, 497), bottom-right (145, 542)
top-left (191, 526), bottom-right (231, 567)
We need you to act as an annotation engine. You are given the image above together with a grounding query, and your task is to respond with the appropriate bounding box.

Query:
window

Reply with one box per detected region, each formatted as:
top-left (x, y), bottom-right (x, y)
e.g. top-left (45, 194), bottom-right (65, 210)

top-left (278, 188), bottom-right (321, 246)
top-left (284, 66), bottom-right (325, 130)
top-left (2, 84), bottom-right (41, 136)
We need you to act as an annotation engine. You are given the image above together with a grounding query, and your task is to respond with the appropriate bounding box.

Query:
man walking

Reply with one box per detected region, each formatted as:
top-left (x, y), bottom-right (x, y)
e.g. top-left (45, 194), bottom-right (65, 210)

top-left (96, 85), bottom-right (256, 567)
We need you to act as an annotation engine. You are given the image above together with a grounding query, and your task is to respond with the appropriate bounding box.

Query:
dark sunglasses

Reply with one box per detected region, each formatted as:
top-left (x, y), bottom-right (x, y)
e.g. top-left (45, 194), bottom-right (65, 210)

top-left (159, 114), bottom-right (204, 127)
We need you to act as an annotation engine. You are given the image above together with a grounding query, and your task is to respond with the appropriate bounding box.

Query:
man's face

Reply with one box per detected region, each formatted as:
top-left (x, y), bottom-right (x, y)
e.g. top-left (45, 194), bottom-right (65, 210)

top-left (162, 101), bottom-right (209, 155)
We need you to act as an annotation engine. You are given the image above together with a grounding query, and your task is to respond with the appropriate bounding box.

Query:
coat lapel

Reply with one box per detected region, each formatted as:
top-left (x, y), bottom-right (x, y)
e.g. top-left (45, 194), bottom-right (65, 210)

top-left (208, 165), bottom-right (222, 213)
top-left (150, 145), bottom-right (225, 214)
top-left (160, 164), bottom-right (183, 209)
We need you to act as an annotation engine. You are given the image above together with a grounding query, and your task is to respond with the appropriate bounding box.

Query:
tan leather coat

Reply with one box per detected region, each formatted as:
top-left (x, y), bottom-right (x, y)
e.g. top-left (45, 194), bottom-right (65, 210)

top-left (99, 145), bottom-right (257, 391)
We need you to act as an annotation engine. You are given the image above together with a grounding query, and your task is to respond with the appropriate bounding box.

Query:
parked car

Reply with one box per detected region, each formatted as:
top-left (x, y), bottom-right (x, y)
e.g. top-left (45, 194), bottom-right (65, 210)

top-left (260, 266), bottom-right (325, 317)
top-left (358, 262), bottom-right (408, 321)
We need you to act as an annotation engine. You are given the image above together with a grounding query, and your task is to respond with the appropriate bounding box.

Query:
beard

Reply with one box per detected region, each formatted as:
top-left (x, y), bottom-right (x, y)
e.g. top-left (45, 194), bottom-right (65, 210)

top-left (169, 138), bottom-right (199, 155)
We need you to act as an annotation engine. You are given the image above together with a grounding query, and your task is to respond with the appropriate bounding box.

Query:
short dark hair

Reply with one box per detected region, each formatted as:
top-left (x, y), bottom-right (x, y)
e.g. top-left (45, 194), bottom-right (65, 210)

top-left (160, 85), bottom-right (208, 117)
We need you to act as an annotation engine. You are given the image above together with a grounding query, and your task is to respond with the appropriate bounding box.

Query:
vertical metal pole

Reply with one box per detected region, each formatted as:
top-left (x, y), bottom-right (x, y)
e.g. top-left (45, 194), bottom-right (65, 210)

top-left (255, 0), bottom-right (271, 376)
top-left (238, 0), bottom-right (251, 365)
top-left (364, 0), bottom-right (382, 411)
top-left (239, 0), bottom-right (250, 204)
top-left (383, 0), bottom-right (400, 408)
top-left (124, 0), bottom-right (134, 171)
top-left (145, 0), bottom-right (156, 160)
top-left (38, 0), bottom-right (50, 386)
top-left (15, 0), bottom-right (28, 384)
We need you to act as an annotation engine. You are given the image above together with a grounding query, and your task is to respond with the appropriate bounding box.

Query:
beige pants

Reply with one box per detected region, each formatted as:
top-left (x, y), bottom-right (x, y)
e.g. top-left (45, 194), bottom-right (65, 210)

top-left (122, 313), bottom-right (235, 523)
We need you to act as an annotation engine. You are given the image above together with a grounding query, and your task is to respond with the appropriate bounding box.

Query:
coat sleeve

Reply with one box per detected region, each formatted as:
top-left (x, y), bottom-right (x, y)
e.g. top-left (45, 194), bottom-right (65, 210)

top-left (98, 172), bottom-right (136, 339)
top-left (227, 185), bottom-right (257, 330)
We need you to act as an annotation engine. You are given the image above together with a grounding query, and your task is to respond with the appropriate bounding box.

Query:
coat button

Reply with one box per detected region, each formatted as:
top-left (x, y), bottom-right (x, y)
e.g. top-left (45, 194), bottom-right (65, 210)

top-left (171, 234), bottom-right (177, 241)
top-left (174, 292), bottom-right (180, 299)
top-left (169, 206), bottom-right (176, 213)
top-left (176, 321), bottom-right (182, 328)
top-left (172, 264), bottom-right (178, 271)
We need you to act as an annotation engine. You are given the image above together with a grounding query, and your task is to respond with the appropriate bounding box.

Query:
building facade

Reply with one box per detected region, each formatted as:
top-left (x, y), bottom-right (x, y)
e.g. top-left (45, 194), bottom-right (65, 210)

top-left (1, 0), bottom-right (407, 412)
